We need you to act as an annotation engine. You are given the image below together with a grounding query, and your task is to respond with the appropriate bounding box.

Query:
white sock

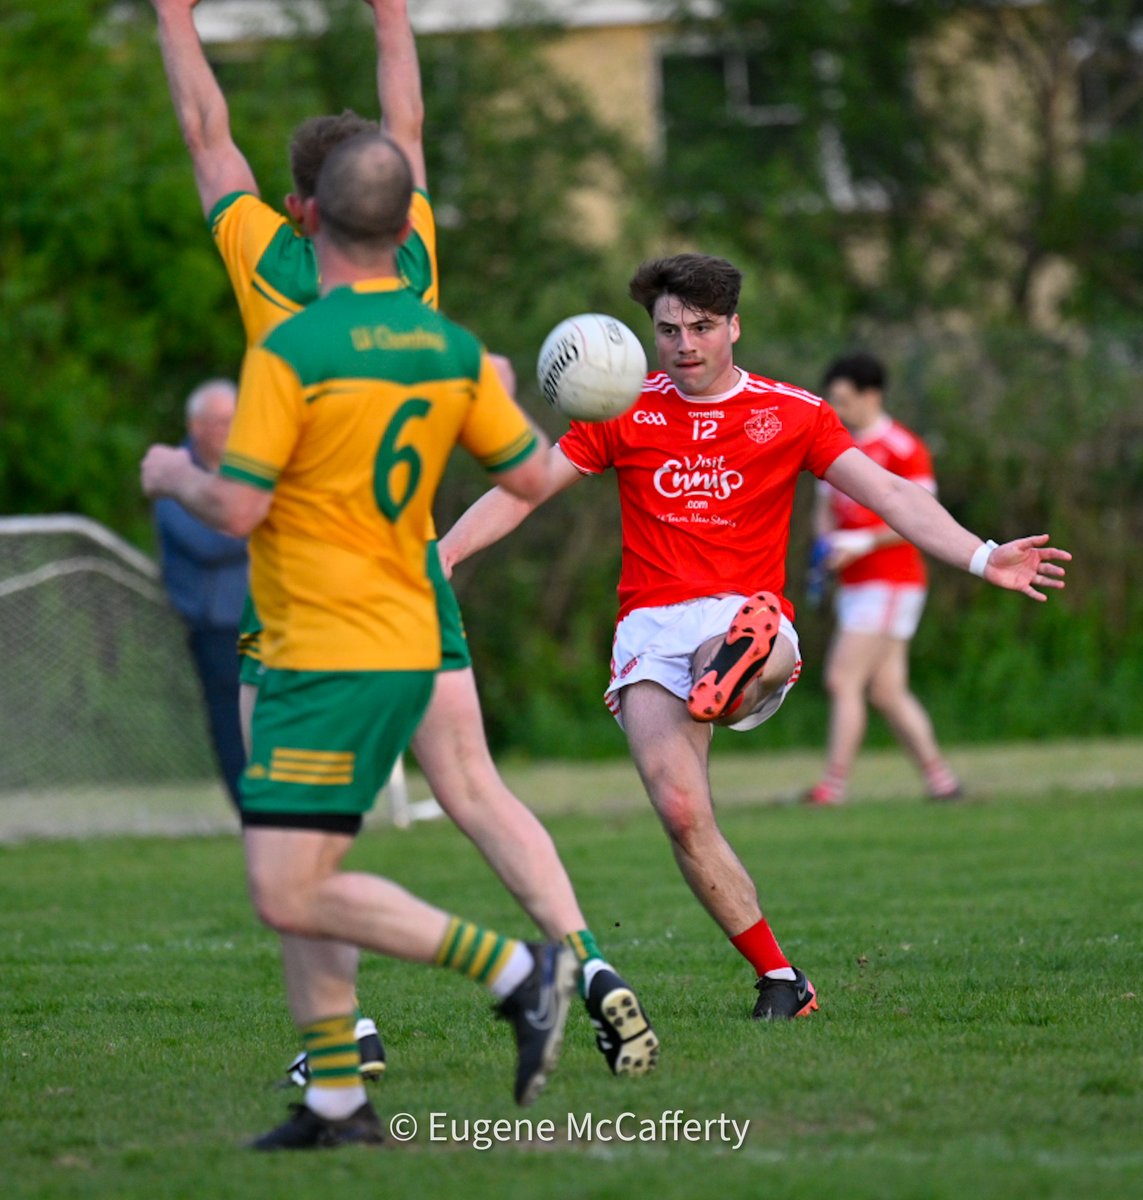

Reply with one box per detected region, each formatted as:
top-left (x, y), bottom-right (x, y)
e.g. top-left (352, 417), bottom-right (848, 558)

top-left (305, 1083), bottom-right (367, 1120)
top-left (581, 957), bottom-right (611, 995)
top-left (764, 967), bottom-right (797, 981)
top-left (488, 942), bottom-right (534, 998)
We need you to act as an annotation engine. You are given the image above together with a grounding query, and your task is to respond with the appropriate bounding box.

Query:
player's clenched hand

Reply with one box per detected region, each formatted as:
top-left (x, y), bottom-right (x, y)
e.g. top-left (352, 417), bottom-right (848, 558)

top-left (141, 444), bottom-right (194, 499)
top-left (981, 534), bottom-right (1071, 601)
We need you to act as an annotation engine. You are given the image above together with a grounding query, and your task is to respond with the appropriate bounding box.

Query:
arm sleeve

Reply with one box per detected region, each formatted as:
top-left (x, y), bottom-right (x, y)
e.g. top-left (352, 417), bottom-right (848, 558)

top-left (556, 418), bottom-right (613, 475)
top-left (458, 352), bottom-right (539, 474)
top-left (805, 402), bottom-right (857, 478)
top-left (397, 190), bottom-right (439, 310)
top-left (208, 192), bottom-right (305, 345)
top-left (220, 346), bottom-right (305, 489)
top-left (156, 498), bottom-right (247, 565)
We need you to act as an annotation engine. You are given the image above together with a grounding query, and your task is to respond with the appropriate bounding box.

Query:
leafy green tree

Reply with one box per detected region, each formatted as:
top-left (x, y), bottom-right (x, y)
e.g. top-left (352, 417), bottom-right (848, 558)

top-left (0, 1), bottom-right (639, 544)
top-left (663, 1), bottom-right (1143, 330)
top-left (0, 1), bottom-right (242, 539)
top-left (3, 1), bottom-right (1140, 755)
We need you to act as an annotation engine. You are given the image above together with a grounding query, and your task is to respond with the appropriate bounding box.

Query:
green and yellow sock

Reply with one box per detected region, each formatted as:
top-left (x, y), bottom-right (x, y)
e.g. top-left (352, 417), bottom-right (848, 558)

top-left (564, 929), bottom-right (608, 997)
top-left (301, 1013), bottom-right (366, 1120)
top-left (435, 916), bottom-right (532, 998)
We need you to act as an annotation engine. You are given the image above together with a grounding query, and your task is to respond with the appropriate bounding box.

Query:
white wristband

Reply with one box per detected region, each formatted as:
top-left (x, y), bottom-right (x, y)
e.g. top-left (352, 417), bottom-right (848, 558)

top-left (969, 539), bottom-right (998, 578)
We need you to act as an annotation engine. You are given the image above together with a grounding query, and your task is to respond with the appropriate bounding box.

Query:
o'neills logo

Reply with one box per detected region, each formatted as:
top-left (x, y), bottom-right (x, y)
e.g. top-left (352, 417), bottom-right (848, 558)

top-left (538, 335), bottom-right (580, 408)
top-left (745, 407), bottom-right (782, 444)
top-left (653, 454), bottom-right (744, 500)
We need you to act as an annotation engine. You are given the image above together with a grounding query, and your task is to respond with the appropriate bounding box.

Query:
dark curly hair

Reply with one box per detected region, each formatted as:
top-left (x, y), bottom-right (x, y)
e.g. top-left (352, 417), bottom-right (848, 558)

top-left (628, 253), bottom-right (742, 318)
top-left (289, 110), bottom-right (379, 199)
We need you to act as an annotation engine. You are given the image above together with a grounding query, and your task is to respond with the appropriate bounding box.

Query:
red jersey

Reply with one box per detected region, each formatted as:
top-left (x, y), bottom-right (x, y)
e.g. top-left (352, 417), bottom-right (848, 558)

top-left (558, 368), bottom-right (854, 623)
top-left (823, 414), bottom-right (935, 586)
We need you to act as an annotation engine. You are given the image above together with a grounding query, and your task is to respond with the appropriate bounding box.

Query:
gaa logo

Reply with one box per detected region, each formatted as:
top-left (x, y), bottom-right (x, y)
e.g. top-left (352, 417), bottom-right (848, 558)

top-left (633, 410), bottom-right (667, 426)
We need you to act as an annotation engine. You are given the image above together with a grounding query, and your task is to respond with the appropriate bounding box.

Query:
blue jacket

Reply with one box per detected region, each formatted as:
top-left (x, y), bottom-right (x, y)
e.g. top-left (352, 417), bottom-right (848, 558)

top-left (154, 441), bottom-right (249, 630)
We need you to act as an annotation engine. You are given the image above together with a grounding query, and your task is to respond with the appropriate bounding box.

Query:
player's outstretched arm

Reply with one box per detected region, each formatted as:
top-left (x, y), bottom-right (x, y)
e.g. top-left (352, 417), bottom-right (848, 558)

top-left (367, 0), bottom-right (427, 190)
top-left (438, 447), bottom-right (584, 577)
top-left (151, 0), bottom-right (258, 215)
top-left (824, 447), bottom-right (1070, 600)
top-left (141, 444), bottom-right (270, 538)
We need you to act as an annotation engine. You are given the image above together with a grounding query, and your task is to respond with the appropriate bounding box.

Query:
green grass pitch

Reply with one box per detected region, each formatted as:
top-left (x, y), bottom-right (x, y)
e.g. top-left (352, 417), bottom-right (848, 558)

top-left (1, 746), bottom-right (1141, 1200)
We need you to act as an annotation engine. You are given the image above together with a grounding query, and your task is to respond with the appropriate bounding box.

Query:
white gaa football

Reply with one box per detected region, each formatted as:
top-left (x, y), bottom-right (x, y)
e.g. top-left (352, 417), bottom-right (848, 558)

top-left (537, 313), bottom-right (647, 422)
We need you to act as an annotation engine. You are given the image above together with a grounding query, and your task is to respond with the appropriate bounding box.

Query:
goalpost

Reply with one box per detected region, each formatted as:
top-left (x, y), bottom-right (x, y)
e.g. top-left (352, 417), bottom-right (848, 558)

top-left (0, 515), bottom-right (424, 837)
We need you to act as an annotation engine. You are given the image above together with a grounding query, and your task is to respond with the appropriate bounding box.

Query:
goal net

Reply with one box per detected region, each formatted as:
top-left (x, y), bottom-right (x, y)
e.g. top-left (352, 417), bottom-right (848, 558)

top-left (0, 515), bottom-right (424, 840)
top-left (0, 515), bottom-right (224, 838)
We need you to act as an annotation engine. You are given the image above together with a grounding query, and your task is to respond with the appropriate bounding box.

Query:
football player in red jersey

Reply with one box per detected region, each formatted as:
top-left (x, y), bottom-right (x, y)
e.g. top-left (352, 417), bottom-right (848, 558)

top-left (806, 352), bottom-right (961, 807)
top-left (440, 253), bottom-right (1070, 1021)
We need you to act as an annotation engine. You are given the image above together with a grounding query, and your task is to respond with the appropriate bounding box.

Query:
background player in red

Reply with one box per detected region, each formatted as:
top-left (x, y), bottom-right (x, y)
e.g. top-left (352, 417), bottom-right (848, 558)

top-left (805, 352), bottom-right (961, 807)
top-left (440, 253), bottom-right (1070, 1021)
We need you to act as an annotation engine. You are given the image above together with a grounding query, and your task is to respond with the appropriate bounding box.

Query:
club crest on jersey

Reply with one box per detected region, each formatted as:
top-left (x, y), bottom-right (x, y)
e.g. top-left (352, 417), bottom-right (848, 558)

top-left (634, 410), bottom-right (667, 426)
top-left (745, 407), bottom-right (782, 445)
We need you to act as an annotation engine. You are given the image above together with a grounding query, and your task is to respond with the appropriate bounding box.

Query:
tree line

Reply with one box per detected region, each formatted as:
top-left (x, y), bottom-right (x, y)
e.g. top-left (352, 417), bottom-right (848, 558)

top-left (1, 1), bottom-right (1140, 755)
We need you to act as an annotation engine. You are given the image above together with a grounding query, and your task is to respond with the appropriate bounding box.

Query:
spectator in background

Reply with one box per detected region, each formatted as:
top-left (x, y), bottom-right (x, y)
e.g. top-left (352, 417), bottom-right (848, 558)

top-left (154, 378), bottom-right (247, 807)
top-left (805, 352), bottom-right (962, 806)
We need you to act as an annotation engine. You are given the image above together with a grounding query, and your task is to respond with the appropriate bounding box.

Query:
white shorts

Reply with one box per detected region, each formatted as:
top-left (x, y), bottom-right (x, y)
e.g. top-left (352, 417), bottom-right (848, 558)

top-left (606, 595), bottom-right (802, 733)
top-left (834, 583), bottom-right (927, 639)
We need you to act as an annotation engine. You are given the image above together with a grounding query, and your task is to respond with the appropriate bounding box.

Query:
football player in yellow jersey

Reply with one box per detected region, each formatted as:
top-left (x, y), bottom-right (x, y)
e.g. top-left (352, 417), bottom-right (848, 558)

top-left (149, 0), bottom-right (658, 1091)
top-left (143, 131), bottom-right (583, 1147)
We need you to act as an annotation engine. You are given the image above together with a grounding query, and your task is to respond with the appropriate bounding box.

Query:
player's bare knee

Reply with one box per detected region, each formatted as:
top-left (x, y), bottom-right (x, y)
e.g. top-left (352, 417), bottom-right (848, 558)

top-left (651, 787), bottom-right (713, 848)
top-left (868, 678), bottom-right (906, 713)
top-left (246, 872), bottom-right (310, 935)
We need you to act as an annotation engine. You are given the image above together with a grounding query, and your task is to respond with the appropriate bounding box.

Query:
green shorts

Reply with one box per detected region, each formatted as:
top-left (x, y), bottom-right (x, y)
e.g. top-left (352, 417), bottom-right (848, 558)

top-left (240, 668), bottom-right (434, 826)
top-left (238, 541), bottom-right (469, 686)
top-left (237, 593), bottom-right (264, 685)
top-left (239, 654), bottom-right (265, 687)
top-left (426, 540), bottom-right (472, 672)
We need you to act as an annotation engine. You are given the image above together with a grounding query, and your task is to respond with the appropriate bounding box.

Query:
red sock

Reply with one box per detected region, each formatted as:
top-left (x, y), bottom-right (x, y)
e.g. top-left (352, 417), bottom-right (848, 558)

top-left (730, 918), bottom-right (790, 975)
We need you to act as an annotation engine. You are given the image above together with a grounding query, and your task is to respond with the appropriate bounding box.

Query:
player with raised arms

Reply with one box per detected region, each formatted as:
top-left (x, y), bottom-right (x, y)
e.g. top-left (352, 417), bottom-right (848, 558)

top-left (148, 0), bottom-right (656, 1085)
top-left (439, 252), bottom-right (1071, 1021)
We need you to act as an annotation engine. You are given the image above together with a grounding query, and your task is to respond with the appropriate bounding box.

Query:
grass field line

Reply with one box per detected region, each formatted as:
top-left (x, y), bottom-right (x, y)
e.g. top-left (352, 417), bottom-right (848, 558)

top-left (0, 737), bottom-right (1139, 843)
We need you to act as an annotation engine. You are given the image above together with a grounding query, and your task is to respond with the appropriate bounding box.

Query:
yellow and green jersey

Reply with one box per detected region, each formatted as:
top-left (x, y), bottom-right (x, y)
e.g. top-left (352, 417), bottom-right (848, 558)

top-left (208, 188), bottom-right (439, 344)
top-left (220, 279), bottom-right (536, 672)
top-left (209, 188), bottom-right (440, 664)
